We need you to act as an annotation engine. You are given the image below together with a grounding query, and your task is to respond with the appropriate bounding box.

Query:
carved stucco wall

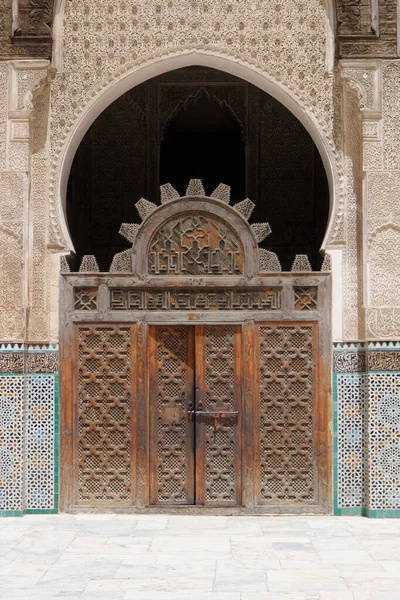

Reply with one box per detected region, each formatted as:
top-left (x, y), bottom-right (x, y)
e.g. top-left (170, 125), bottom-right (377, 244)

top-left (338, 58), bottom-right (400, 340)
top-left (365, 61), bottom-right (400, 339)
top-left (0, 60), bottom-right (48, 343)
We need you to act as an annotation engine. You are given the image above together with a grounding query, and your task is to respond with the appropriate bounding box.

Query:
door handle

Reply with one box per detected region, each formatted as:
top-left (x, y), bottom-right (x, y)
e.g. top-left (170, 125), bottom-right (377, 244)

top-left (193, 411), bottom-right (239, 418)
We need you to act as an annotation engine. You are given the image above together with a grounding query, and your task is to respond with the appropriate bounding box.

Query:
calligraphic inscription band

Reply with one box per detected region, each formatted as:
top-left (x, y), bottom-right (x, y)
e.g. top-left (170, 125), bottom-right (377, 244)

top-left (110, 289), bottom-right (282, 311)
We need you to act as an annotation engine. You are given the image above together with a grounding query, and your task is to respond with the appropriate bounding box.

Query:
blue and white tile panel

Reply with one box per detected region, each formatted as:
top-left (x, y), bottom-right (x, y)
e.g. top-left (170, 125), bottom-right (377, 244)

top-left (0, 344), bottom-right (58, 515)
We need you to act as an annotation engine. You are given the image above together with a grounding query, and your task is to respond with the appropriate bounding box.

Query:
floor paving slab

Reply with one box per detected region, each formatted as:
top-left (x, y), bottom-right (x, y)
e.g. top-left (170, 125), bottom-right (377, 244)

top-left (0, 515), bottom-right (400, 598)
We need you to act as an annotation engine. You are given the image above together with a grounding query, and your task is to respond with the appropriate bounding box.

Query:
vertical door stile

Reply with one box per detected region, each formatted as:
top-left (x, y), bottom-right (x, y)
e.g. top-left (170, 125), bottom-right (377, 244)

top-left (148, 326), bottom-right (158, 506)
top-left (186, 327), bottom-right (196, 505)
top-left (72, 324), bottom-right (79, 510)
top-left (136, 320), bottom-right (149, 509)
top-left (242, 321), bottom-right (255, 509)
top-left (194, 326), bottom-right (206, 505)
top-left (234, 326), bottom-right (242, 506)
top-left (130, 323), bottom-right (137, 506)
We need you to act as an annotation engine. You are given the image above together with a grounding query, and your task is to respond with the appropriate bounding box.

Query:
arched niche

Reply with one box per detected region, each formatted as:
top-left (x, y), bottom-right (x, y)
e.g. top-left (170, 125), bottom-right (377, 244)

top-left (65, 64), bottom-right (331, 272)
top-left (56, 53), bottom-right (339, 259)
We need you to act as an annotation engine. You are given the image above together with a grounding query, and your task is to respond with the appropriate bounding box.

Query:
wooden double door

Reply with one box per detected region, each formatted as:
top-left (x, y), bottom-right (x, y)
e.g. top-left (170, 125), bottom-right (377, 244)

top-left (64, 318), bottom-right (330, 513)
top-left (149, 325), bottom-right (242, 506)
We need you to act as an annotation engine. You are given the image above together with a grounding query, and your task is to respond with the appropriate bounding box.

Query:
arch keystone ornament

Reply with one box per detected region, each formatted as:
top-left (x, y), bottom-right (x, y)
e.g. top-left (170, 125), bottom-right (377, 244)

top-left (110, 180), bottom-right (272, 277)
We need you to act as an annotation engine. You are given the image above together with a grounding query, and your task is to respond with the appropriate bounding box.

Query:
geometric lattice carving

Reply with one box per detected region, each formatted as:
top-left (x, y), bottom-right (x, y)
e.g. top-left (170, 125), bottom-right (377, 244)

top-left (258, 325), bottom-right (315, 503)
top-left (259, 249), bottom-right (281, 272)
top-left (111, 182), bottom-right (272, 279)
top-left (211, 183), bottom-right (230, 203)
top-left (77, 325), bottom-right (132, 504)
top-left (233, 198), bottom-right (255, 221)
top-left (186, 179), bottom-right (205, 196)
top-left (251, 222), bottom-right (272, 243)
top-left (321, 253), bottom-right (332, 272)
top-left (291, 254), bottom-right (312, 272)
top-left (151, 326), bottom-right (191, 504)
top-left (204, 326), bottom-right (237, 504)
top-left (119, 223), bottom-right (140, 244)
top-left (294, 287), bottom-right (318, 311)
top-left (109, 249), bottom-right (132, 273)
top-left (135, 198), bottom-right (157, 221)
top-left (148, 215), bottom-right (244, 275)
top-left (74, 288), bottom-right (98, 311)
top-left (79, 255), bottom-right (100, 273)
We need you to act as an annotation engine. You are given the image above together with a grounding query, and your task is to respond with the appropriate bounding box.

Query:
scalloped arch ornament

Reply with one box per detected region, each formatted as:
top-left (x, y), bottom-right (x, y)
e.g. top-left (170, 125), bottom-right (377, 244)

top-left (111, 180), bottom-right (270, 278)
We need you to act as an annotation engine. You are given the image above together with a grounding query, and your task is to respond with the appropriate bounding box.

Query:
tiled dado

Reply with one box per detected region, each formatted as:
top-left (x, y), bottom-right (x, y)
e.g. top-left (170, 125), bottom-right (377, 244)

top-left (0, 344), bottom-right (58, 516)
top-left (333, 342), bottom-right (400, 518)
top-left (2, 340), bottom-right (399, 517)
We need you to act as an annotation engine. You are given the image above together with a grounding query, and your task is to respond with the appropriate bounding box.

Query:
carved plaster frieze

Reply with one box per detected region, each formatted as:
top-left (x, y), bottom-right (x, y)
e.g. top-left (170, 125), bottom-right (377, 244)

top-left (367, 223), bottom-right (400, 310)
top-left (341, 82), bottom-right (364, 341)
top-left (382, 62), bottom-right (400, 171)
top-left (367, 173), bottom-right (400, 221)
top-left (340, 60), bottom-right (381, 113)
top-left (367, 308), bottom-right (400, 339)
top-left (362, 119), bottom-right (382, 141)
top-left (4, 61), bottom-right (50, 174)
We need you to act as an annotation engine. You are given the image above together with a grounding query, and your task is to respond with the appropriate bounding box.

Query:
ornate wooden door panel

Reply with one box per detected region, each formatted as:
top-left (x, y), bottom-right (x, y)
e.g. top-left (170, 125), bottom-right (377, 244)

top-left (149, 326), bottom-right (195, 505)
top-left (195, 326), bottom-right (242, 506)
top-left (149, 325), bottom-right (241, 506)
top-left (75, 325), bottom-right (134, 506)
top-left (255, 323), bottom-right (317, 506)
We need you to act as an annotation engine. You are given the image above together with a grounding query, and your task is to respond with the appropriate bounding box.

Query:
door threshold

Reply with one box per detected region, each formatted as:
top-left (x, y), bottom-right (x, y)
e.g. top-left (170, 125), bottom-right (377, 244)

top-left (66, 504), bottom-right (330, 516)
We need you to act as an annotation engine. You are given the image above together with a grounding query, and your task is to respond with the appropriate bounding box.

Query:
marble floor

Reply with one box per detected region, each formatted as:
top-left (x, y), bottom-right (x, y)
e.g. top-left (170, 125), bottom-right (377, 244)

top-left (1, 515), bottom-right (400, 599)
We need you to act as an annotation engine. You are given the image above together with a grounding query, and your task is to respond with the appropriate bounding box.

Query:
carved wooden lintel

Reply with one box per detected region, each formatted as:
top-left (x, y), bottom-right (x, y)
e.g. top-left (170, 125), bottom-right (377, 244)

top-left (337, 0), bottom-right (398, 58)
top-left (0, 0), bottom-right (53, 59)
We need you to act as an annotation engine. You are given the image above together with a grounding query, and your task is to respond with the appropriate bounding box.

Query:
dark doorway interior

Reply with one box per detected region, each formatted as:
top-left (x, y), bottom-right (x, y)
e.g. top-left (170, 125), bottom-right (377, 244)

top-left (67, 67), bottom-right (329, 272)
top-left (160, 88), bottom-right (245, 205)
